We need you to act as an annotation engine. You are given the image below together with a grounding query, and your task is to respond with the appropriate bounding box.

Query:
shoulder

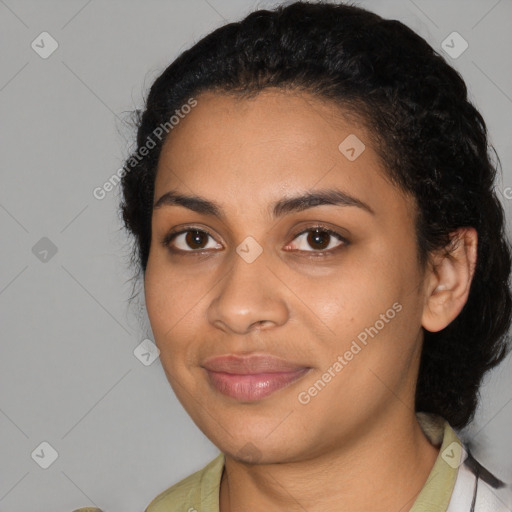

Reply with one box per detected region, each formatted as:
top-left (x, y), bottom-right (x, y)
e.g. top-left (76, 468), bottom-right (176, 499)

top-left (469, 453), bottom-right (512, 512)
top-left (448, 447), bottom-right (512, 511)
top-left (144, 453), bottom-right (225, 512)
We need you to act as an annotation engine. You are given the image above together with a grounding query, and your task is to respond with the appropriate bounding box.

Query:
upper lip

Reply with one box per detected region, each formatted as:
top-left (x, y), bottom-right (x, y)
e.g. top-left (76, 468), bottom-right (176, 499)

top-left (202, 353), bottom-right (309, 374)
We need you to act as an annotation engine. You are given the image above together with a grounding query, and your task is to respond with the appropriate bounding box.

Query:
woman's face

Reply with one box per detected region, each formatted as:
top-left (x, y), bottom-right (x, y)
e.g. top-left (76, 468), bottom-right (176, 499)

top-left (144, 89), bottom-right (429, 463)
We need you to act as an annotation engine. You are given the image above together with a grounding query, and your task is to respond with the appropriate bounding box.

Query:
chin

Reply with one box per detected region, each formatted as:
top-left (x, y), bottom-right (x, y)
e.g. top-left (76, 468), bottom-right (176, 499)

top-left (213, 428), bottom-right (307, 465)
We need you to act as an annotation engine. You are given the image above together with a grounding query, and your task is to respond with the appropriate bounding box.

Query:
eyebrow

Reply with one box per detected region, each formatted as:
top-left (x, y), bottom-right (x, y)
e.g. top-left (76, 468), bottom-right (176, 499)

top-left (153, 187), bottom-right (375, 219)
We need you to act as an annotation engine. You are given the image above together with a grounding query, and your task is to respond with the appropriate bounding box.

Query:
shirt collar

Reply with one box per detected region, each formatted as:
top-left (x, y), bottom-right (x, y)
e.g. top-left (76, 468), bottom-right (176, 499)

top-left (409, 412), bottom-right (461, 511)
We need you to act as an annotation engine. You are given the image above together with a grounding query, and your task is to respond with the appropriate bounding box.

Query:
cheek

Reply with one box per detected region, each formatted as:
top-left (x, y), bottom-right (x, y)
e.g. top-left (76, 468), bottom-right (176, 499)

top-left (144, 261), bottom-right (192, 351)
top-left (310, 254), bottom-right (402, 324)
top-left (313, 244), bottom-right (422, 362)
top-left (144, 274), bottom-right (192, 388)
top-left (144, 266), bottom-right (168, 338)
top-left (143, 257), bottom-right (218, 384)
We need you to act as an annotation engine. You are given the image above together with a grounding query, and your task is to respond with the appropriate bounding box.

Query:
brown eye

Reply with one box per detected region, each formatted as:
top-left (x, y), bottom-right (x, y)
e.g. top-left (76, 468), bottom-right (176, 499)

top-left (287, 226), bottom-right (347, 253)
top-left (162, 228), bottom-right (222, 252)
top-left (306, 229), bottom-right (331, 250)
top-left (184, 230), bottom-right (209, 250)
top-left (161, 225), bottom-right (348, 256)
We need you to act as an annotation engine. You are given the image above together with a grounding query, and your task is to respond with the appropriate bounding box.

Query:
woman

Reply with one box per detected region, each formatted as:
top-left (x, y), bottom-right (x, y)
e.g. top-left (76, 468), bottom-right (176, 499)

top-left (75, 1), bottom-right (512, 510)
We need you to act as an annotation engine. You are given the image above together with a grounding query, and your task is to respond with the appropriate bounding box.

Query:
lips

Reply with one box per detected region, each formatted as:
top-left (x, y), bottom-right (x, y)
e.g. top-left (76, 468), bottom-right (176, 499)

top-left (202, 354), bottom-right (311, 402)
top-left (203, 353), bottom-right (307, 374)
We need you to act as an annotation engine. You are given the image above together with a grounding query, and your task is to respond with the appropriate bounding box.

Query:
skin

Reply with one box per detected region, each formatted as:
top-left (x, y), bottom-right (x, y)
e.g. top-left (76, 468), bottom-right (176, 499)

top-left (144, 89), bottom-right (477, 511)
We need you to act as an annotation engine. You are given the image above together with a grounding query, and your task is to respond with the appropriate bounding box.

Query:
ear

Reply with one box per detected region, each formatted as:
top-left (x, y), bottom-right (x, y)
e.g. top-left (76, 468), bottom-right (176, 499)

top-left (421, 227), bottom-right (478, 333)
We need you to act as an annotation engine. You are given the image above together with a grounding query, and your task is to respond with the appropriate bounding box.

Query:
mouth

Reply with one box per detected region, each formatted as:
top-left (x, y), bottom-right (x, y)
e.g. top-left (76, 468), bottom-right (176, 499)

top-left (202, 353), bottom-right (311, 402)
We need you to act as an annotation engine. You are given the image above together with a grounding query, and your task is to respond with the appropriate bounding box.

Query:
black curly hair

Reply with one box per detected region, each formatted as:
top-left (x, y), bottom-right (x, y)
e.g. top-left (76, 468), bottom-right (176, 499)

top-left (119, 0), bottom-right (512, 430)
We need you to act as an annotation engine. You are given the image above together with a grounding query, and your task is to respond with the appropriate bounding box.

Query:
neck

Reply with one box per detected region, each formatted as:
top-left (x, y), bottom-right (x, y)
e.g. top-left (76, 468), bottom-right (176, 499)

top-left (219, 409), bottom-right (440, 512)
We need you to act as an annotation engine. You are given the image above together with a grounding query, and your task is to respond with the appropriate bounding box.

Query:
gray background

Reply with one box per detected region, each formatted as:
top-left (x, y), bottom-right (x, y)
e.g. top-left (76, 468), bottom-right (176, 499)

top-left (1, 0), bottom-right (511, 510)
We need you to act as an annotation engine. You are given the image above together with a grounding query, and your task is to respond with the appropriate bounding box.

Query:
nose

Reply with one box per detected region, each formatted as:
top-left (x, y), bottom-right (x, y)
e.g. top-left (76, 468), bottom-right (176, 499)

top-left (206, 250), bottom-right (289, 335)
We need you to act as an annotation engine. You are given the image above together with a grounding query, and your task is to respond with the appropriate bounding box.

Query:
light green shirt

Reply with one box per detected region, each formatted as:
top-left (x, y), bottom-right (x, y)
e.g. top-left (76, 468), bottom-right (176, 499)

top-left (143, 412), bottom-right (460, 512)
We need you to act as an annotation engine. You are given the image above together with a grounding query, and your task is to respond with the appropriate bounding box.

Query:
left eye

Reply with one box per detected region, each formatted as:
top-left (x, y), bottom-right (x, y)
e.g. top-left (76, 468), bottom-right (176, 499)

top-left (286, 227), bottom-right (346, 253)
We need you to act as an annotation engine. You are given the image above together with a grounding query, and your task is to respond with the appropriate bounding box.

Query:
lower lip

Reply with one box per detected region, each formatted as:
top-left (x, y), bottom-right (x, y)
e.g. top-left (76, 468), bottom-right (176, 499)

top-left (205, 368), bottom-right (310, 402)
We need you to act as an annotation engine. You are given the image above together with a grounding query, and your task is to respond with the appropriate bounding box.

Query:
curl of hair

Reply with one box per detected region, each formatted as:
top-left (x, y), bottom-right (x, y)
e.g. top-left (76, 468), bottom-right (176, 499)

top-left (119, 0), bottom-right (512, 429)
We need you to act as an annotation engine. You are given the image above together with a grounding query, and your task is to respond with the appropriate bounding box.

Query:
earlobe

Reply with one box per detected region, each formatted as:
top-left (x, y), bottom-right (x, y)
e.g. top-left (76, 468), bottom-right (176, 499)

top-left (421, 227), bottom-right (478, 333)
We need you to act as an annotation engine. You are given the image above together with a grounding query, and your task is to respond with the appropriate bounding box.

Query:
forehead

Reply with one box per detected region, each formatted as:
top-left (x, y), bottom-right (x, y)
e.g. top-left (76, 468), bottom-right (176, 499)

top-left (154, 89), bottom-right (414, 221)
top-left (157, 89), bottom-right (368, 168)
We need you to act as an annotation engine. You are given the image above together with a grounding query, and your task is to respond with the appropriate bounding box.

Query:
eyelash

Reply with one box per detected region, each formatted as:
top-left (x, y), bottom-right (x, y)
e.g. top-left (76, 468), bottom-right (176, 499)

top-left (160, 224), bottom-right (349, 257)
